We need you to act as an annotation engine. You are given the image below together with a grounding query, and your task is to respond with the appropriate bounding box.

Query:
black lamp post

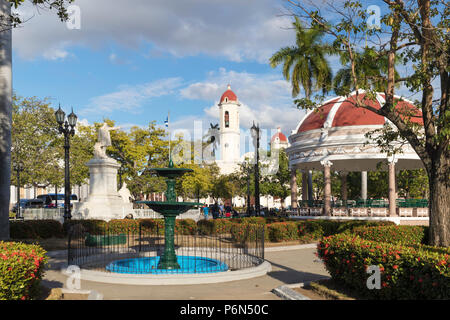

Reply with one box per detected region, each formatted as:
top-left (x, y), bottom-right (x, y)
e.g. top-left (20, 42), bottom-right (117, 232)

top-left (13, 162), bottom-right (23, 219)
top-left (55, 105), bottom-right (77, 221)
top-left (250, 122), bottom-right (260, 216)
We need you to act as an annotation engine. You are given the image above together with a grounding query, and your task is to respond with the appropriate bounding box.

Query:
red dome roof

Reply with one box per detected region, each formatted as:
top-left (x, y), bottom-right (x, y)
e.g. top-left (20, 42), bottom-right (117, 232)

top-left (219, 85), bottom-right (238, 104)
top-left (297, 92), bottom-right (423, 133)
top-left (271, 127), bottom-right (288, 143)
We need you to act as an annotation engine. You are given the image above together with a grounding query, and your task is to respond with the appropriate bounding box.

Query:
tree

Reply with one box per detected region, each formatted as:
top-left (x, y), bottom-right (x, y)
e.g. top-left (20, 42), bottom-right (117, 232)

top-left (11, 94), bottom-right (61, 188)
top-left (1, 0), bottom-right (74, 240)
top-left (260, 148), bottom-right (291, 208)
top-left (104, 119), bottom-right (169, 200)
top-left (269, 16), bottom-right (334, 100)
top-left (284, 0), bottom-right (449, 246)
top-left (178, 163), bottom-right (214, 202)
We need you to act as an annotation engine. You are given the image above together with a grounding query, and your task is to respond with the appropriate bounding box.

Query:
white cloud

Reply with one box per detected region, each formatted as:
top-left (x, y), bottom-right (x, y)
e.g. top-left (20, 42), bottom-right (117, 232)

top-left (180, 68), bottom-right (304, 134)
top-left (12, 0), bottom-right (295, 63)
top-left (80, 77), bottom-right (184, 115)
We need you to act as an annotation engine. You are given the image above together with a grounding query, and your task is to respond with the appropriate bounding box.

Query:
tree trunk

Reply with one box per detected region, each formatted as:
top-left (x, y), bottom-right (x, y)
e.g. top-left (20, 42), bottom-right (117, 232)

top-left (0, 1), bottom-right (12, 241)
top-left (428, 155), bottom-right (450, 247)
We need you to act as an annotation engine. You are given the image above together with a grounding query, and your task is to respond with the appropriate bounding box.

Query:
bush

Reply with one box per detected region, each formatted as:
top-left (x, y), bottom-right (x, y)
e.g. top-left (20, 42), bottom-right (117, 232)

top-left (139, 219), bottom-right (164, 234)
top-left (107, 219), bottom-right (140, 234)
top-left (267, 222), bottom-right (299, 242)
top-left (353, 225), bottom-right (426, 246)
top-left (10, 222), bottom-right (37, 239)
top-left (175, 219), bottom-right (197, 235)
top-left (0, 241), bottom-right (48, 300)
top-left (10, 220), bottom-right (64, 239)
top-left (64, 220), bottom-right (107, 235)
top-left (317, 234), bottom-right (449, 299)
top-left (230, 223), bottom-right (267, 242)
top-left (197, 219), bottom-right (234, 235)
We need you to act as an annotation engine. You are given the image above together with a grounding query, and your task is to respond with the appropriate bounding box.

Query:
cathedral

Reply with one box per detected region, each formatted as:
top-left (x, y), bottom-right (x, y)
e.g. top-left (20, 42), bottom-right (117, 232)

top-left (208, 85), bottom-right (290, 209)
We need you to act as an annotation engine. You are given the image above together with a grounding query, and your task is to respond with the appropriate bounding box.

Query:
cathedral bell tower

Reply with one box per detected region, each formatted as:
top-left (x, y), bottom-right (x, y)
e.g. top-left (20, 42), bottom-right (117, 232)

top-left (218, 85), bottom-right (240, 164)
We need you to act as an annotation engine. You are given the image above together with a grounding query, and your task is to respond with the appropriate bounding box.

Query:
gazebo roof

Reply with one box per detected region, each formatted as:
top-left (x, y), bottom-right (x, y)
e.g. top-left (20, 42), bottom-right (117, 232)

top-left (287, 90), bottom-right (424, 172)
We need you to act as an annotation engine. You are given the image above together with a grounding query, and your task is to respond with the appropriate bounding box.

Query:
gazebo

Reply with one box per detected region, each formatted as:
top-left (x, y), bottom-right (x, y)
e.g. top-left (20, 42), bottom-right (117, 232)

top-left (286, 90), bottom-right (428, 223)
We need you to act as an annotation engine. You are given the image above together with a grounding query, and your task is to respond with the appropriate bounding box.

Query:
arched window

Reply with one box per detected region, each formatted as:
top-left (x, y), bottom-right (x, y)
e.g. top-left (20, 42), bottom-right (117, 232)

top-left (225, 111), bottom-right (230, 128)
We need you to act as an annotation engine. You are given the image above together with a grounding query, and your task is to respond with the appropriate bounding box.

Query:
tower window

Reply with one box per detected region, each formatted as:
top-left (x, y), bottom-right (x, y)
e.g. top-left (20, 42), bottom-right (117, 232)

top-left (225, 111), bottom-right (229, 128)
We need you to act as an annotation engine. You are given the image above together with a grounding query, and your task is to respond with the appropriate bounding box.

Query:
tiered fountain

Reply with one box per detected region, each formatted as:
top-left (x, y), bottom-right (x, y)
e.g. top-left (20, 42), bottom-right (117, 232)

top-left (106, 159), bottom-right (228, 273)
top-left (137, 159), bottom-right (202, 269)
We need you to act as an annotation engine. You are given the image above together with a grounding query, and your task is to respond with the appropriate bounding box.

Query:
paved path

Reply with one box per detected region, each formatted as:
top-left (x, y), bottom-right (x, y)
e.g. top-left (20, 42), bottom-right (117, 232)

top-left (42, 246), bottom-right (330, 300)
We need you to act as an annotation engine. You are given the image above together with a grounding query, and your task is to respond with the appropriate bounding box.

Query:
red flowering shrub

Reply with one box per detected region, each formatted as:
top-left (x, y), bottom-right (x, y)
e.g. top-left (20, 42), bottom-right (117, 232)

top-left (230, 223), bottom-right (267, 242)
top-left (107, 219), bottom-right (140, 234)
top-left (317, 234), bottom-right (449, 299)
top-left (139, 218), bottom-right (165, 234)
top-left (0, 241), bottom-right (48, 300)
top-left (267, 222), bottom-right (299, 242)
top-left (352, 225), bottom-right (426, 245)
top-left (174, 219), bottom-right (197, 235)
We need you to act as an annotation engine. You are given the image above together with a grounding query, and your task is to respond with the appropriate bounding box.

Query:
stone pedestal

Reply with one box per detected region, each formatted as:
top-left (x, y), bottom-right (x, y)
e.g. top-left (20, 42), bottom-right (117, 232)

top-left (73, 158), bottom-right (133, 221)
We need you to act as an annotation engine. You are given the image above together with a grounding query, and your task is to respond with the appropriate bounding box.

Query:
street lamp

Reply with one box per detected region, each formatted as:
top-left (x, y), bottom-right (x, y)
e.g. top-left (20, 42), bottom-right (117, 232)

top-left (55, 105), bottom-right (77, 221)
top-left (13, 162), bottom-right (23, 219)
top-left (250, 122), bottom-right (260, 216)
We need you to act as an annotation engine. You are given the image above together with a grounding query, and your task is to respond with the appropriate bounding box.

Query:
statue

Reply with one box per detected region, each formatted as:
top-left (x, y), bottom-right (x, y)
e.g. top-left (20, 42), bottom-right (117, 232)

top-left (202, 123), bottom-right (220, 161)
top-left (94, 123), bottom-right (120, 159)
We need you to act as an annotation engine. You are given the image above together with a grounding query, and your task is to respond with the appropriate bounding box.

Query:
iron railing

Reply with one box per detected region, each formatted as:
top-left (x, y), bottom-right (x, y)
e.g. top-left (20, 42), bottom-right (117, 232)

top-left (67, 223), bottom-right (265, 274)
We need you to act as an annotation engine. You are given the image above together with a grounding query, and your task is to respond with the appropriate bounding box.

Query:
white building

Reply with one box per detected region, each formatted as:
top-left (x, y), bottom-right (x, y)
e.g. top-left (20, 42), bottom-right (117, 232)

top-left (204, 85), bottom-right (292, 209)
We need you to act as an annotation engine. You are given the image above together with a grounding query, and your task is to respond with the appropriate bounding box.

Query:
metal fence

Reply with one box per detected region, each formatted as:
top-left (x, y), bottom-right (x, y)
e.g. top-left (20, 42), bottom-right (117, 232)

top-left (67, 223), bottom-right (265, 274)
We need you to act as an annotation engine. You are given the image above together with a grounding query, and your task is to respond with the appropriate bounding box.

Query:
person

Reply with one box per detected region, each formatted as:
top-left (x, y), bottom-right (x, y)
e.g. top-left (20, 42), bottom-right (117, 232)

top-left (212, 203), bottom-right (219, 219)
top-left (203, 205), bottom-right (209, 219)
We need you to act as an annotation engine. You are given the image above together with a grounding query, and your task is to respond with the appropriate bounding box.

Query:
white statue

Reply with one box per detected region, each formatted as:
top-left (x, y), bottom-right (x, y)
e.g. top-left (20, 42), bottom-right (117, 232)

top-left (202, 123), bottom-right (220, 162)
top-left (93, 123), bottom-right (120, 159)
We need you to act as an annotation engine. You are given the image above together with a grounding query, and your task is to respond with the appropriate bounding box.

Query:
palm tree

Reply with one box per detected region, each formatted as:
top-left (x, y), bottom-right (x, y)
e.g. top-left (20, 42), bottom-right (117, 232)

top-left (269, 17), bottom-right (334, 99)
top-left (333, 47), bottom-right (401, 96)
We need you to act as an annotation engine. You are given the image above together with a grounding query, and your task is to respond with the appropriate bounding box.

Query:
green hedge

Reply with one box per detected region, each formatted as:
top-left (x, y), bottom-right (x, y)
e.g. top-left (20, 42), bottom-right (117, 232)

top-left (10, 220), bottom-right (65, 239)
top-left (0, 241), bottom-right (48, 300)
top-left (352, 225), bottom-right (426, 246)
top-left (317, 233), bottom-right (449, 299)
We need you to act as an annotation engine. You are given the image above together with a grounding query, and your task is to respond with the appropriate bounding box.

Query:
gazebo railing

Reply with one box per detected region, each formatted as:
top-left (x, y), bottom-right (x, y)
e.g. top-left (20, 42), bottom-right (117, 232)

top-left (295, 198), bottom-right (429, 217)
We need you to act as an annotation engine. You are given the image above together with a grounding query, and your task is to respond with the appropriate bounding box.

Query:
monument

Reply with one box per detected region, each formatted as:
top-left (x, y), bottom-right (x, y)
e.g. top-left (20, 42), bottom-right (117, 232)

top-left (73, 123), bottom-right (133, 221)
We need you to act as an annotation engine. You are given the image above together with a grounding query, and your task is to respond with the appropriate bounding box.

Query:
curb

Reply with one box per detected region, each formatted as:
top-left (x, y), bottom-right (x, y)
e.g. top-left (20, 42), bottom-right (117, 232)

top-left (272, 285), bottom-right (310, 300)
top-left (271, 277), bottom-right (331, 300)
top-left (59, 260), bottom-right (273, 286)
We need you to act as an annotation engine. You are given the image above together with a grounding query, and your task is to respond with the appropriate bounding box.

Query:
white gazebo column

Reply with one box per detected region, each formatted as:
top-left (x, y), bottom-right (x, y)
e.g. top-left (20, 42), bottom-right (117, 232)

top-left (290, 168), bottom-right (298, 210)
top-left (321, 160), bottom-right (333, 216)
top-left (388, 158), bottom-right (398, 216)
top-left (361, 171), bottom-right (368, 200)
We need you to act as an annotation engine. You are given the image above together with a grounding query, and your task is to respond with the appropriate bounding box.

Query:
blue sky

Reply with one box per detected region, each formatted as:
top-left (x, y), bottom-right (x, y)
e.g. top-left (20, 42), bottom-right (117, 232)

top-left (12, 0), bottom-right (303, 145)
top-left (11, 0), bottom-right (427, 149)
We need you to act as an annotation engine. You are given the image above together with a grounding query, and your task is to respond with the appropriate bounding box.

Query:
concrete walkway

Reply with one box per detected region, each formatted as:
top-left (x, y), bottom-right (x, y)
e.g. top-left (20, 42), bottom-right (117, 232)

top-left (42, 245), bottom-right (330, 300)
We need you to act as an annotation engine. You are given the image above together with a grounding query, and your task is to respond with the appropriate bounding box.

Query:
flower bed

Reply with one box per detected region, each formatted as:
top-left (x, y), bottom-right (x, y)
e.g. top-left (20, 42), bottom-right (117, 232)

top-left (317, 233), bottom-right (449, 299)
top-left (0, 241), bottom-right (48, 300)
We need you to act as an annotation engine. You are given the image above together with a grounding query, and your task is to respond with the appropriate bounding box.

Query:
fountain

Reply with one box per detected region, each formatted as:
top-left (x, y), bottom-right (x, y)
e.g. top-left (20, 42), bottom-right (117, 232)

top-left (106, 159), bottom-right (228, 273)
top-left (136, 159), bottom-right (202, 270)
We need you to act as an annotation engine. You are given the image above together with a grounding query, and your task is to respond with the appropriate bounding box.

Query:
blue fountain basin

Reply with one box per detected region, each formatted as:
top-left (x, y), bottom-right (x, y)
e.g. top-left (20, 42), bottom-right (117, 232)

top-left (106, 256), bottom-right (229, 274)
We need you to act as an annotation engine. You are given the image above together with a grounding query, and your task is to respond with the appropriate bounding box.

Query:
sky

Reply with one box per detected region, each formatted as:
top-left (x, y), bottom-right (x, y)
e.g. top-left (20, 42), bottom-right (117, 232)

top-left (11, 0), bottom-right (432, 152)
top-left (11, 0), bottom-right (306, 150)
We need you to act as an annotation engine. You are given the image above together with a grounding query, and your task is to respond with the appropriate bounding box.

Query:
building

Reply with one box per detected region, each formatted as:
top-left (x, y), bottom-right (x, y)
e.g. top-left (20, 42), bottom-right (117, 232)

top-left (205, 85), bottom-right (291, 209)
